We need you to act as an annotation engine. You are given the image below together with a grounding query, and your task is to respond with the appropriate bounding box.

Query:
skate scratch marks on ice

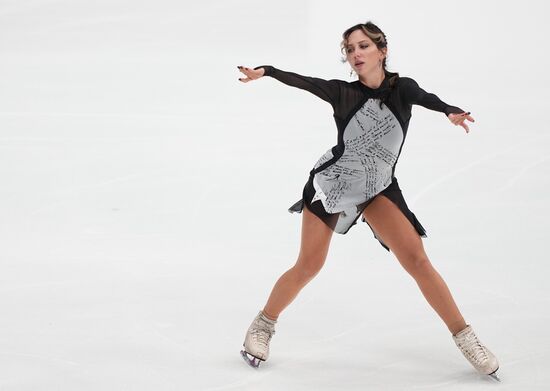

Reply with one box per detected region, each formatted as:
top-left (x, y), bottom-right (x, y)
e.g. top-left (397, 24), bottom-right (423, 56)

top-left (494, 153), bottom-right (550, 193)
top-left (0, 352), bottom-right (80, 366)
top-left (28, 169), bottom-right (168, 217)
top-left (409, 134), bottom-right (549, 207)
top-left (151, 328), bottom-right (203, 360)
top-left (202, 370), bottom-right (273, 391)
top-left (0, 111), bottom-right (189, 120)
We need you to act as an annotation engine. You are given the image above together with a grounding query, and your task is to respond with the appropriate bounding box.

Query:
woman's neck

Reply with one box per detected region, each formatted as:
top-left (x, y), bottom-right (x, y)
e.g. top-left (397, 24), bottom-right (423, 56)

top-left (359, 69), bottom-right (386, 89)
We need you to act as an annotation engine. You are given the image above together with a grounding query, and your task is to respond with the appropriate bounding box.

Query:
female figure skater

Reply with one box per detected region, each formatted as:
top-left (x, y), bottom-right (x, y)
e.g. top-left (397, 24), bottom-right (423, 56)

top-left (237, 21), bottom-right (499, 381)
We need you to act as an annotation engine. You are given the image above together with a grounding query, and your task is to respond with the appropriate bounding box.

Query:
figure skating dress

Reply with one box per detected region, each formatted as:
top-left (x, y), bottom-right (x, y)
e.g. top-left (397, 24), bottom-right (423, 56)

top-left (254, 65), bottom-right (465, 251)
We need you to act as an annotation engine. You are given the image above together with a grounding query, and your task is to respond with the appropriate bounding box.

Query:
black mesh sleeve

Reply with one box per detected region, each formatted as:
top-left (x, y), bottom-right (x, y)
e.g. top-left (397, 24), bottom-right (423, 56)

top-left (254, 65), bottom-right (341, 107)
top-left (399, 77), bottom-right (465, 116)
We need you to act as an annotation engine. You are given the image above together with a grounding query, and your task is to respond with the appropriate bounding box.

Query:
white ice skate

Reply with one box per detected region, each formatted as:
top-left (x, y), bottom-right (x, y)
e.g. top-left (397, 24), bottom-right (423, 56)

top-left (453, 324), bottom-right (500, 381)
top-left (240, 310), bottom-right (277, 368)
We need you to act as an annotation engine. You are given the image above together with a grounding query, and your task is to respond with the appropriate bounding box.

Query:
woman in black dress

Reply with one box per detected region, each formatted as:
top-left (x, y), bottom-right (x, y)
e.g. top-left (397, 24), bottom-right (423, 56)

top-left (237, 21), bottom-right (499, 381)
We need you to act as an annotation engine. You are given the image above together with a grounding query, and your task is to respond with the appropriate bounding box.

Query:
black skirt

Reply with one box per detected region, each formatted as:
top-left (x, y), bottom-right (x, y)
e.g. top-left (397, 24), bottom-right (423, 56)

top-left (288, 173), bottom-right (427, 252)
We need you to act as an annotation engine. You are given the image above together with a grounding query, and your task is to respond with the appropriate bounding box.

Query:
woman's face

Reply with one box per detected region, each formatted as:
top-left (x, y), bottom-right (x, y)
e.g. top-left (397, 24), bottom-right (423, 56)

top-left (345, 29), bottom-right (386, 77)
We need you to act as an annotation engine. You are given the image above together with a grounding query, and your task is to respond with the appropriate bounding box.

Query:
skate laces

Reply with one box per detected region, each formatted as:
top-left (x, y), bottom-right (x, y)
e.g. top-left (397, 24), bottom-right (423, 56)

top-left (458, 331), bottom-right (488, 365)
top-left (251, 319), bottom-right (275, 347)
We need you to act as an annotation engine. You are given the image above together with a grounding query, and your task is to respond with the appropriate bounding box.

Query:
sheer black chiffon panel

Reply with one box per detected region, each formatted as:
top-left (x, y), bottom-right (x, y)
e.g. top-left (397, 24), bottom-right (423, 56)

top-left (288, 175), bottom-right (427, 252)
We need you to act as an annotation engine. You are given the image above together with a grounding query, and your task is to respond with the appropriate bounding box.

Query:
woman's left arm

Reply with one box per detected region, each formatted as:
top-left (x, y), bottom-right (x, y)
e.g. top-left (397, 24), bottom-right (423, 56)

top-left (399, 77), bottom-right (475, 133)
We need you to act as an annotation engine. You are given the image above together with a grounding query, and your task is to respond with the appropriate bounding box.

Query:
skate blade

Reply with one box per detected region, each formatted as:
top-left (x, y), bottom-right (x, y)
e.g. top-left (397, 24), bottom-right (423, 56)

top-left (240, 350), bottom-right (264, 368)
top-left (488, 371), bottom-right (501, 382)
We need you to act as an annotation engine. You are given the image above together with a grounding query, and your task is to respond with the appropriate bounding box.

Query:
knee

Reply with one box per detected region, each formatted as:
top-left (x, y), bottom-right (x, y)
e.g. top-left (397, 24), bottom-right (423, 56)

top-left (401, 253), bottom-right (433, 277)
top-left (293, 256), bottom-right (325, 282)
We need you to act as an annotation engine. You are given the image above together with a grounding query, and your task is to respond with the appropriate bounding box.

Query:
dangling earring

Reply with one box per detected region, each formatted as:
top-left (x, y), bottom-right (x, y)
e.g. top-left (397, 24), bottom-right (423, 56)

top-left (349, 69), bottom-right (355, 77)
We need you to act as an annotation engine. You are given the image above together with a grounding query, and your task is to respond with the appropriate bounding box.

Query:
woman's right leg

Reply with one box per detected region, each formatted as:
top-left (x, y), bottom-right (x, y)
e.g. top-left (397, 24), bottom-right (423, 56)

top-left (262, 204), bottom-right (334, 321)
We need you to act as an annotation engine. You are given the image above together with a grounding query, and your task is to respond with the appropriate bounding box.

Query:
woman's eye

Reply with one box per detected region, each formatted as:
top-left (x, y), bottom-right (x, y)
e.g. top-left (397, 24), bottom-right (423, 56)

top-left (360, 45), bottom-right (368, 49)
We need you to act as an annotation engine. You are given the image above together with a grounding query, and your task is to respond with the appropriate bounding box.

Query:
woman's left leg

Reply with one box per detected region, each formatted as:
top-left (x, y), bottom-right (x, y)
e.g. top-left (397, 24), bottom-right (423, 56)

top-left (362, 194), bottom-right (467, 335)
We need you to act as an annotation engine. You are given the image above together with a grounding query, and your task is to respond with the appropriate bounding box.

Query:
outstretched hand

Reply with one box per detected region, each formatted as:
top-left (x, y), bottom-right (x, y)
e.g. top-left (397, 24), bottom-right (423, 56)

top-left (238, 66), bottom-right (265, 83)
top-left (448, 112), bottom-right (475, 133)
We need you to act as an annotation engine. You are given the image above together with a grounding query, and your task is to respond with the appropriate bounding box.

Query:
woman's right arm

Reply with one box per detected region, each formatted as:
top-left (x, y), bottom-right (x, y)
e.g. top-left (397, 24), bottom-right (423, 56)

top-left (238, 65), bottom-right (341, 107)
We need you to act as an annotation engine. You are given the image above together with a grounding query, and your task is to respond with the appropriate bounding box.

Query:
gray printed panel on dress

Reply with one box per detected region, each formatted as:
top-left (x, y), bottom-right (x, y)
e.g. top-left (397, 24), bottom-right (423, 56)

top-left (311, 98), bottom-right (404, 214)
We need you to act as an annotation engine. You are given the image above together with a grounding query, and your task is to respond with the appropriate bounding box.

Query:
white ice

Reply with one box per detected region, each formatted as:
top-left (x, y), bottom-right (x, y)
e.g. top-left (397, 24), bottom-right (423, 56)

top-left (1, 0), bottom-right (549, 390)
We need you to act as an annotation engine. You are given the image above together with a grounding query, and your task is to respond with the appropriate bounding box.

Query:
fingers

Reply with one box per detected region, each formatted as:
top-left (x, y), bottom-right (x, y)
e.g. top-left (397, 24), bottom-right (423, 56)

top-left (451, 115), bottom-right (463, 126)
top-left (450, 112), bottom-right (475, 123)
top-left (460, 112), bottom-right (475, 123)
top-left (452, 112), bottom-right (471, 123)
top-left (237, 65), bottom-right (256, 82)
top-left (449, 112), bottom-right (474, 133)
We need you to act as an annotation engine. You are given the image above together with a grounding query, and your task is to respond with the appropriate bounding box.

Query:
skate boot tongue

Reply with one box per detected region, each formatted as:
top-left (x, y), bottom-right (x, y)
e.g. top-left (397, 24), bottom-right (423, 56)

top-left (258, 311), bottom-right (277, 326)
top-left (454, 324), bottom-right (473, 338)
top-left (254, 312), bottom-right (276, 339)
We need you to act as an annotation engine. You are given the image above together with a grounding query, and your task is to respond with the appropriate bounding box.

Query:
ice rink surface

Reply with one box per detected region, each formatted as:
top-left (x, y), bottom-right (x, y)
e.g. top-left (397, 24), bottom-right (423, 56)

top-left (1, 0), bottom-right (549, 389)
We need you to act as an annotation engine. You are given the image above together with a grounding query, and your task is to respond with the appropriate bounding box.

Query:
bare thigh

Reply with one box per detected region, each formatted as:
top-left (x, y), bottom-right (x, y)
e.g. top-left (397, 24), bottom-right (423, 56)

top-left (295, 204), bottom-right (334, 274)
top-left (361, 194), bottom-right (427, 266)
